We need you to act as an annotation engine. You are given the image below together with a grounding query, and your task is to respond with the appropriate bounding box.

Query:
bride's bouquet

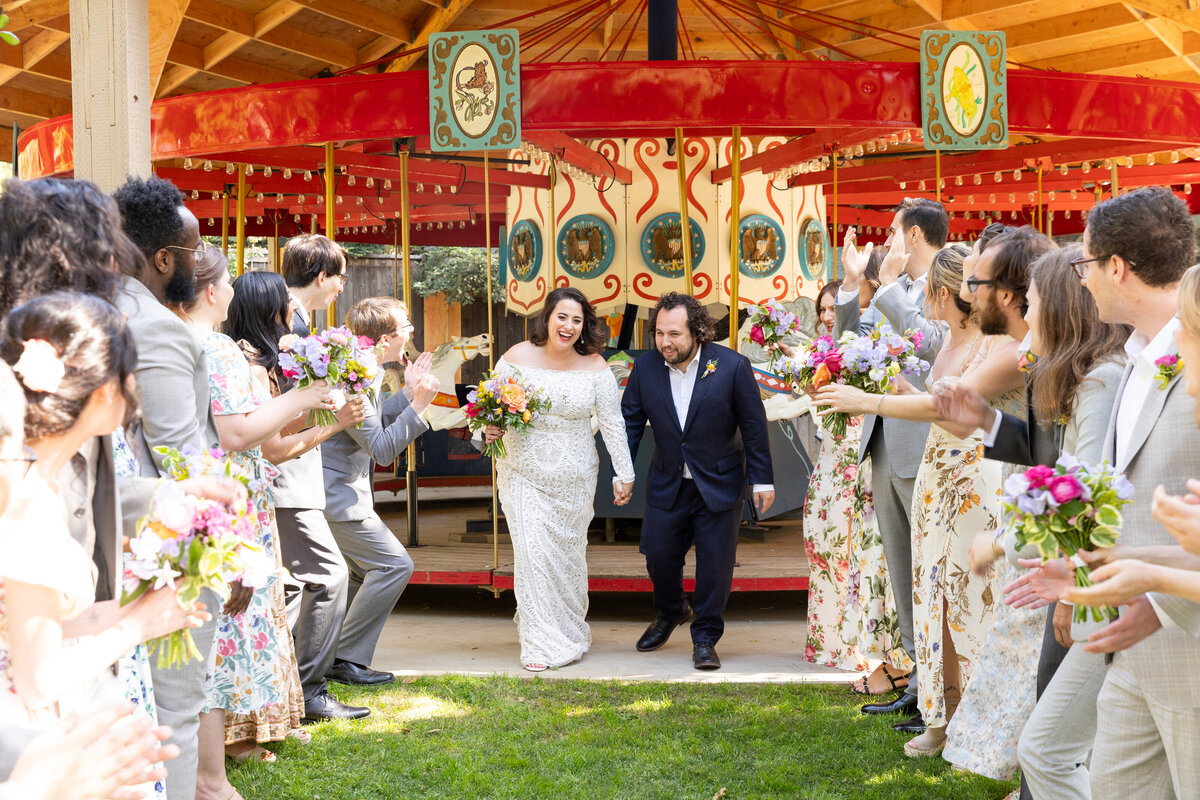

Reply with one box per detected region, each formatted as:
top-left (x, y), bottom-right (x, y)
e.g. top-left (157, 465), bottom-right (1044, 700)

top-left (465, 370), bottom-right (552, 459)
top-left (1002, 455), bottom-right (1134, 623)
top-left (122, 447), bottom-right (273, 667)
top-left (777, 324), bottom-right (927, 438)
top-left (745, 299), bottom-right (805, 370)
top-left (278, 328), bottom-right (379, 426)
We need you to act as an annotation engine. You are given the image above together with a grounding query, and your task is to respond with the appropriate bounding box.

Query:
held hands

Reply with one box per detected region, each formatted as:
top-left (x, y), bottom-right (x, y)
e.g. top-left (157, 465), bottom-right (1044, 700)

top-left (1152, 482), bottom-right (1200, 557)
top-left (334, 395), bottom-right (368, 430)
top-left (410, 373), bottom-right (442, 415)
top-left (932, 382), bottom-right (993, 433)
top-left (222, 580), bottom-right (253, 616)
top-left (878, 227), bottom-right (908, 286)
top-left (483, 424), bottom-right (504, 444)
top-left (1004, 557), bottom-right (1074, 609)
top-left (840, 227), bottom-right (872, 292)
top-left (754, 489), bottom-right (775, 515)
top-left (813, 384), bottom-right (873, 416)
top-left (613, 480), bottom-right (633, 506)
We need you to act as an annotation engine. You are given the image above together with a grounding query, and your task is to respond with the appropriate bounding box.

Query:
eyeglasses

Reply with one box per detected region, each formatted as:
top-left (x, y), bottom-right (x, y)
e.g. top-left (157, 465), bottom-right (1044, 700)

top-left (964, 278), bottom-right (995, 293)
top-left (330, 273), bottom-right (347, 286)
top-left (165, 240), bottom-right (208, 258)
top-left (0, 445), bottom-right (37, 479)
top-left (1070, 254), bottom-right (1136, 279)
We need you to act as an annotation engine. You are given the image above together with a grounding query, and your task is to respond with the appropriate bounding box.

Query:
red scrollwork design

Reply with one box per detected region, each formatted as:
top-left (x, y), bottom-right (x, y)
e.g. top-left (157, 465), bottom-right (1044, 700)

top-left (692, 271), bottom-right (713, 299)
top-left (634, 138), bottom-right (661, 224)
top-left (633, 272), bottom-right (660, 302)
top-left (593, 273), bottom-right (622, 305)
top-left (555, 275), bottom-right (570, 288)
top-left (512, 185), bottom-right (523, 225)
top-left (773, 275), bottom-right (789, 300)
top-left (508, 276), bottom-right (547, 312)
top-left (685, 138), bottom-right (710, 222)
top-left (596, 139), bottom-right (621, 223)
top-left (557, 171), bottom-right (576, 226)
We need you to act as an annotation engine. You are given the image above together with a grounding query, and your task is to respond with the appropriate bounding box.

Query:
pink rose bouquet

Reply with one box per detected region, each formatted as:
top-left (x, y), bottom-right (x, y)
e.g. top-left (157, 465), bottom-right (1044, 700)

top-left (465, 370), bottom-right (552, 459)
top-left (278, 327), bottom-right (380, 426)
top-left (1002, 455), bottom-right (1134, 623)
top-left (745, 300), bottom-right (805, 369)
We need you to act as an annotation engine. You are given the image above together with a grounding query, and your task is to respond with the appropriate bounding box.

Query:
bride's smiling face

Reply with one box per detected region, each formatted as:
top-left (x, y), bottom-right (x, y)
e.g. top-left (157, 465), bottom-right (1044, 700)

top-left (546, 299), bottom-right (584, 352)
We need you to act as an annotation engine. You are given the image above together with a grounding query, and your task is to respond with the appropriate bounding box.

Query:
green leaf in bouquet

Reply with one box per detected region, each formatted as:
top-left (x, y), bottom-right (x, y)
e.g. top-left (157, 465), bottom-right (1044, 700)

top-left (177, 578), bottom-right (202, 606)
top-left (1097, 507), bottom-right (1121, 529)
top-left (199, 548), bottom-right (222, 577)
top-left (1049, 517), bottom-right (1067, 533)
top-left (1090, 526), bottom-right (1120, 548)
top-left (1036, 537), bottom-right (1059, 561)
top-left (121, 580), bottom-right (153, 607)
top-left (1059, 499), bottom-right (1086, 518)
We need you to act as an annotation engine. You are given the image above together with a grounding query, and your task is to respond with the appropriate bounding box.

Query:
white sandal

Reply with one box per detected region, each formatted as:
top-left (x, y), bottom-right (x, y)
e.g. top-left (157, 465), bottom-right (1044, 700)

top-left (523, 662), bottom-right (548, 673)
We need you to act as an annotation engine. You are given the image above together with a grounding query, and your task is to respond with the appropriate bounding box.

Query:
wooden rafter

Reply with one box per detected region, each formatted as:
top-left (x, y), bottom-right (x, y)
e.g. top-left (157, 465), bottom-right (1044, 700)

top-left (1124, 3), bottom-right (1200, 75)
top-left (384, 0), bottom-right (476, 73)
top-left (0, 85), bottom-right (69, 119)
top-left (149, 0), bottom-right (190, 95)
top-left (3, 0), bottom-right (69, 29)
top-left (0, 28), bottom-right (68, 87)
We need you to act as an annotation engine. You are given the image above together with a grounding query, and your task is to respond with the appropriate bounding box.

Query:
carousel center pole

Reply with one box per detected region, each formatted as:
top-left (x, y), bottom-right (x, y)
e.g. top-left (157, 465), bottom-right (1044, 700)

top-left (674, 127), bottom-right (693, 296)
top-left (1036, 165), bottom-right (1043, 234)
top-left (729, 126), bottom-right (741, 352)
top-left (324, 142), bottom-right (337, 329)
top-left (484, 151), bottom-right (501, 578)
top-left (935, 148), bottom-right (942, 204)
top-left (400, 150), bottom-right (419, 548)
top-left (832, 147), bottom-right (839, 280)
top-left (235, 165), bottom-right (247, 276)
top-left (220, 192), bottom-right (230, 256)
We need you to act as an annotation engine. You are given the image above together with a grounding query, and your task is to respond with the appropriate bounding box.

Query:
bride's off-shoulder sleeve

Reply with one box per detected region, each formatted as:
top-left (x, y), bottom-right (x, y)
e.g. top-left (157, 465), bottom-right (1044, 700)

top-left (595, 369), bottom-right (636, 483)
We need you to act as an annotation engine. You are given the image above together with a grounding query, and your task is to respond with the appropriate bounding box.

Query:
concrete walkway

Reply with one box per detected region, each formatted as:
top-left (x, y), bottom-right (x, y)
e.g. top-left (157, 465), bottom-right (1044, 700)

top-left (372, 586), bottom-right (858, 685)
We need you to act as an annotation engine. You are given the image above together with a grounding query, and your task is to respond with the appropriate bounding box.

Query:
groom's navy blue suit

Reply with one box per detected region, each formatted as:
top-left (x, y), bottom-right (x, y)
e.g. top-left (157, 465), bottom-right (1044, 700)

top-left (621, 341), bottom-right (773, 645)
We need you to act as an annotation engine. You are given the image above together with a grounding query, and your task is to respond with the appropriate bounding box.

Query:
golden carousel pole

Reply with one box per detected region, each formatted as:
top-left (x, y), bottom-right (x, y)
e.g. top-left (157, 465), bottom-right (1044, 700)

top-left (220, 192), bottom-right (230, 256)
top-left (832, 147), bottom-right (839, 280)
top-left (235, 166), bottom-right (247, 276)
top-left (324, 143), bottom-right (337, 329)
top-left (1036, 165), bottom-right (1044, 234)
top-left (400, 150), bottom-right (419, 548)
top-left (729, 126), bottom-right (742, 352)
top-left (674, 127), bottom-right (694, 296)
top-left (935, 149), bottom-right (942, 204)
top-left (547, 154), bottom-right (557, 287)
top-left (484, 150), bottom-right (501, 577)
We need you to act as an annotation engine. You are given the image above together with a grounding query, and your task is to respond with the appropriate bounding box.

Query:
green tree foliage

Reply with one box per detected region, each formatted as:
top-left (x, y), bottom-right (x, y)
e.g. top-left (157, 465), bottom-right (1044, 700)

top-left (412, 246), bottom-right (505, 305)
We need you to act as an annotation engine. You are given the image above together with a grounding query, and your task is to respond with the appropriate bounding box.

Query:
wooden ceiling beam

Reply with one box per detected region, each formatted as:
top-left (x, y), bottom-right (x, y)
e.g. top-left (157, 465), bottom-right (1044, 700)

top-left (1025, 34), bottom-right (1170, 72)
top-left (0, 85), bottom-right (69, 119)
top-left (1123, 0), bottom-right (1200, 34)
top-left (1127, 5), bottom-right (1200, 76)
top-left (302, 0), bottom-right (412, 43)
top-left (0, 27), bottom-right (68, 88)
top-left (166, 41), bottom-right (309, 86)
top-left (357, 35), bottom-right (404, 65)
top-left (4, 0), bottom-right (69, 29)
top-left (149, 0), bottom-right (190, 96)
top-left (384, 0), bottom-right (476, 73)
top-left (188, 0), bottom-right (355, 69)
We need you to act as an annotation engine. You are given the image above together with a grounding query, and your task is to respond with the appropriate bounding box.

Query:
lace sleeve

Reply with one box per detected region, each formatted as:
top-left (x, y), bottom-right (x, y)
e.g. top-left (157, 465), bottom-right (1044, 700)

top-left (594, 369), bottom-right (635, 483)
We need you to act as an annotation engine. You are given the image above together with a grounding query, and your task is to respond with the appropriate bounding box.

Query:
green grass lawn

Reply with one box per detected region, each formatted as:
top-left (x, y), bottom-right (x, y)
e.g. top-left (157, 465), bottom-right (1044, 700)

top-left (229, 677), bottom-right (1018, 800)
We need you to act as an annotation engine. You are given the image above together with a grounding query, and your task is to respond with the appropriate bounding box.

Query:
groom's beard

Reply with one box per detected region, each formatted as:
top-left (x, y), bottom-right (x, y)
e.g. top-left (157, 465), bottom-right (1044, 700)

top-left (661, 340), bottom-right (696, 365)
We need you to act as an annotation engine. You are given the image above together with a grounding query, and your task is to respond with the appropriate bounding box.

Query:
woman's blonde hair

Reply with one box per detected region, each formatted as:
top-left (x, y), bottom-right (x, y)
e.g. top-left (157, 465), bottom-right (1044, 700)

top-left (925, 242), bottom-right (973, 324)
top-left (345, 296), bottom-right (408, 344)
top-left (1179, 264), bottom-right (1200, 340)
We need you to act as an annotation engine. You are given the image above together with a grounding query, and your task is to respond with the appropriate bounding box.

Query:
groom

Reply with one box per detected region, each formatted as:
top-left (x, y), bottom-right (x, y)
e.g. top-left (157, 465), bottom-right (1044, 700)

top-left (621, 292), bottom-right (774, 670)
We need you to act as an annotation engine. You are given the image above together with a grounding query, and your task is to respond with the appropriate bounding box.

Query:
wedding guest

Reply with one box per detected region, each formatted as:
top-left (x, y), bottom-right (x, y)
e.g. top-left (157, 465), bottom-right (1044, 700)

top-left (621, 292), bottom-right (772, 670)
top-left (276, 234), bottom-right (372, 721)
top-left (0, 292), bottom-right (207, 725)
top-left (833, 203), bottom-right (949, 732)
top-left (323, 298), bottom-right (439, 683)
top-left (224, 270), bottom-right (365, 743)
top-left (484, 288), bottom-right (635, 671)
top-left (113, 175), bottom-right (224, 799)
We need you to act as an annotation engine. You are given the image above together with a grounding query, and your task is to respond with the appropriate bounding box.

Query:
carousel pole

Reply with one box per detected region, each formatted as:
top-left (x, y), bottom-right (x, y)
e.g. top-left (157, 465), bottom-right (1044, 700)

top-left (1110, 160), bottom-right (1120, 198)
top-left (400, 149), bottom-right (419, 548)
top-left (272, 216), bottom-right (279, 273)
top-left (548, 155), bottom-right (557, 287)
top-left (729, 126), bottom-right (741, 352)
top-left (935, 149), bottom-right (942, 204)
top-left (235, 166), bottom-right (247, 276)
top-left (832, 147), bottom-right (839, 280)
top-left (324, 143), bottom-right (337, 328)
top-left (484, 151), bottom-right (500, 575)
top-left (1036, 165), bottom-right (1043, 233)
top-left (220, 192), bottom-right (230, 256)
top-left (674, 128), bottom-right (694, 296)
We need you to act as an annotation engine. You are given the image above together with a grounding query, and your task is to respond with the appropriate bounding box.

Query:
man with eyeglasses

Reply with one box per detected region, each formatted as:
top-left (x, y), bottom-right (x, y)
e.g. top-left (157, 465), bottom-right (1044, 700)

top-left (832, 198), bottom-right (948, 735)
top-left (113, 175), bottom-right (222, 800)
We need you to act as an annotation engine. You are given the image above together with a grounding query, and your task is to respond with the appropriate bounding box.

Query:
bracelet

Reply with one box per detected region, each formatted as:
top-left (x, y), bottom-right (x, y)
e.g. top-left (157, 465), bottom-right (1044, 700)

top-left (875, 394), bottom-right (885, 415)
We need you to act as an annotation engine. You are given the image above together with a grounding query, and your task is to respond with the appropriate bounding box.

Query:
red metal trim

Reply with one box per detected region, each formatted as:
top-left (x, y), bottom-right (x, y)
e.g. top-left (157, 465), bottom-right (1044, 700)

top-left (489, 574), bottom-right (810, 592)
top-left (410, 570), bottom-right (495, 586)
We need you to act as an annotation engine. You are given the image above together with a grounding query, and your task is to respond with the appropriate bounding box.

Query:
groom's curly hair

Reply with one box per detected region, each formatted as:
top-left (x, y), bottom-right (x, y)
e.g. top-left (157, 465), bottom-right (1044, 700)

top-left (655, 292), bottom-right (715, 344)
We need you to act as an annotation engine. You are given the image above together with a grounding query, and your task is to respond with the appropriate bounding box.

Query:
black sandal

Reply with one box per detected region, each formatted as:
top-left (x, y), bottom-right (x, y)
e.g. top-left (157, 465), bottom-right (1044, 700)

top-left (850, 666), bottom-right (910, 695)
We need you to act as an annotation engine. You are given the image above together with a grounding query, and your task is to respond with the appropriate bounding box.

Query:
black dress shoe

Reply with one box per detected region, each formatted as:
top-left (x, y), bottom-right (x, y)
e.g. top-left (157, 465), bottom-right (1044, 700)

top-left (302, 690), bottom-right (371, 723)
top-left (692, 642), bottom-right (721, 670)
top-left (892, 713), bottom-right (927, 734)
top-left (635, 607), bottom-right (694, 652)
top-left (327, 659), bottom-right (396, 686)
top-left (861, 692), bottom-right (918, 715)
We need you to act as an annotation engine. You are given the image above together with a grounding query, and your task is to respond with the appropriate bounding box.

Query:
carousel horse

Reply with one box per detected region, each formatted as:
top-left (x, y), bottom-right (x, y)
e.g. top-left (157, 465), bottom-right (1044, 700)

top-left (402, 332), bottom-right (492, 431)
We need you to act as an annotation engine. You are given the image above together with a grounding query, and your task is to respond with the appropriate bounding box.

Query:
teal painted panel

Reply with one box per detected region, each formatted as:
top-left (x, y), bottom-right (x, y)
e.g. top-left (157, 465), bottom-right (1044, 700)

top-left (429, 30), bottom-right (521, 152)
top-left (920, 30), bottom-right (1008, 151)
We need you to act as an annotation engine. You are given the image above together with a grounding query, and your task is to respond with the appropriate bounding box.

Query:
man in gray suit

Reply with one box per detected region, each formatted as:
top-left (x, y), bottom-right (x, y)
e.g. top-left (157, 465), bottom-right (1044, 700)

top-left (1065, 187), bottom-right (1200, 800)
top-left (321, 297), bottom-right (440, 684)
top-left (277, 234), bottom-right (374, 720)
top-left (113, 176), bottom-right (222, 800)
top-left (833, 198), bottom-right (948, 732)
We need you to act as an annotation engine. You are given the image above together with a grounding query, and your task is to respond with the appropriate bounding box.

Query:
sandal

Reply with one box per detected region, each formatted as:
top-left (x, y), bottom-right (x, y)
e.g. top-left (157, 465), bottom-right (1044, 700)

top-left (523, 662), bottom-right (548, 673)
top-left (226, 744), bottom-right (276, 764)
top-left (903, 728), bottom-right (947, 758)
top-left (284, 728), bottom-right (312, 746)
top-left (850, 665), bottom-right (910, 695)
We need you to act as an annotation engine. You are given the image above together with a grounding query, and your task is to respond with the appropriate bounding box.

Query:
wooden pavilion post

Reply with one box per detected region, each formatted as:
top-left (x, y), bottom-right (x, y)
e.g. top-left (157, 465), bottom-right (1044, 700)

top-left (400, 149), bottom-right (419, 547)
top-left (674, 127), bottom-right (693, 296)
top-left (728, 126), bottom-right (741, 352)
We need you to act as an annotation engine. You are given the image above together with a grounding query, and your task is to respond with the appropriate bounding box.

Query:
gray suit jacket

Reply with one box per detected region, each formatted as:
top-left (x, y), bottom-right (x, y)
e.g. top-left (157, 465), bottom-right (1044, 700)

top-left (271, 307), bottom-right (325, 510)
top-left (114, 276), bottom-right (218, 476)
top-left (1103, 353), bottom-right (1200, 707)
top-left (322, 390), bottom-right (428, 522)
top-left (834, 277), bottom-right (947, 476)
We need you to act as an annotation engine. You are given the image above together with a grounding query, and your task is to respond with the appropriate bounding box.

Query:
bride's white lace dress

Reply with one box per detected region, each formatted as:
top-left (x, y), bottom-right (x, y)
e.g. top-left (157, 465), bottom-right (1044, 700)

top-left (494, 357), bottom-right (636, 667)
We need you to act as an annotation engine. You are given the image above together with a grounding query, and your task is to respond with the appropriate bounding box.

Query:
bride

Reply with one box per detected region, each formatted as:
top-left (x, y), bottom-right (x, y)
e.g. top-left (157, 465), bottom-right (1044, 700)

top-left (484, 288), bottom-right (635, 672)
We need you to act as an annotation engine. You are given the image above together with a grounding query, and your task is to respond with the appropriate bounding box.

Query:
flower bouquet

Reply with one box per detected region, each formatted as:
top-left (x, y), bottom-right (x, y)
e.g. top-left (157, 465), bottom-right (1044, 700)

top-left (278, 328), bottom-right (379, 426)
top-left (779, 324), bottom-right (927, 438)
top-left (1001, 455), bottom-right (1135, 623)
top-left (122, 447), bottom-right (272, 668)
top-left (745, 299), bottom-right (805, 369)
top-left (464, 370), bottom-right (552, 459)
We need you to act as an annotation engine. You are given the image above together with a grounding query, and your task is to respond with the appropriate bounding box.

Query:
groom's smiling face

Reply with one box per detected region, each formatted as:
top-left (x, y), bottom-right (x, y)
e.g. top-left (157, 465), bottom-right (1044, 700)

top-left (656, 306), bottom-right (696, 366)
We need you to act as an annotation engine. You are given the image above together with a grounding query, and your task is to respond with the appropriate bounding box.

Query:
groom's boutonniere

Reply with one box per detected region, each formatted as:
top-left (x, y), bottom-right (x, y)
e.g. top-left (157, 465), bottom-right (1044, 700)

top-left (702, 358), bottom-right (718, 379)
top-left (1154, 355), bottom-right (1183, 389)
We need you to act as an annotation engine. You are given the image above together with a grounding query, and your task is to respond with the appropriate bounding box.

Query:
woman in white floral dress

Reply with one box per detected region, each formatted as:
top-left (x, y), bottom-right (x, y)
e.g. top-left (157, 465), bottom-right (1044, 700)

top-left (484, 288), bottom-right (635, 672)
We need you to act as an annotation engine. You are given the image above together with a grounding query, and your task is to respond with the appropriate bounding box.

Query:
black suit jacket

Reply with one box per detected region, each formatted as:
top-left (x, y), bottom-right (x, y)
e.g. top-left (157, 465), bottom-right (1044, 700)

top-left (984, 381), bottom-right (1059, 468)
top-left (621, 342), bottom-right (772, 513)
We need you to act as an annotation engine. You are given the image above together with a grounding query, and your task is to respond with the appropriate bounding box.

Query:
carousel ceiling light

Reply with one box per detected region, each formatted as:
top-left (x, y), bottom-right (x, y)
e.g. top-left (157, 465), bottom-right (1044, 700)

top-left (993, 171), bottom-right (1002, 183)
top-left (384, 180), bottom-right (392, 190)
top-left (1147, 153), bottom-right (1156, 166)
top-left (1082, 162), bottom-right (1091, 174)
top-left (1065, 210), bottom-right (1072, 219)
top-left (918, 180), bottom-right (927, 191)
top-left (190, 190), bottom-right (199, 200)
top-left (1059, 164), bottom-right (1068, 176)
top-left (283, 168), bottom-right (292, 180)
top-left (417, 183), bottom-right (424, 192)
top-left (294, 214), bottom-right (300, 223)
top-left (1187, 184), bottom-right (1194, 192)
top-left (394, 211), bottom-right (400, 218)
top-left (899, 181), bottom-right (906, 190)
top-left (356, 197), bottom-right (363, 205)
top-left (854, 144), bottom-right (864, 157)
top-left (245, 164), bottom-right (254, 176)
top-left (263, 166), bottom-right (273, 178)
top-left (275, 194), bottom-right (283, 204)
top-left (1048, 191), bottom-right (1056, 200)
top-left (1172, 151), bottom-right (1181, 163)
top-left (955, 175), bottom-right (963, 186)
top-left (256, 216), bottom-right (263, 224)
top-left (450, 184), bottom-right (458, 194)
top-left (1124, 156), bottom-right (1134, 168)
top-left (901, 130), bottom-right (912, 143)
top-left (225, 163), bottom-right (236, 175)
top-left (866, 141), bottom-right (876, 154)
top-left (1071, 189), bottom-right (1078, 199)
top-left (183, 158), bottom-right (194, 170)
top-left (1012, 169), bottom-right (1021, 180)
top-left (1010, 211), bottom-right (1017, 219)
top-left (973, 174), bottom-right (982, 185)
top-left (211, 191), bottom-right (219, 200)
top-left (207, 218), bottom-right (214, 226)
top-left (471, 218), bottom-right (477, 225)
top-left (366, 177), bottom-right (374, 188)
top-left (437, 221), bottom-right (444, 229)
top-left (344, 212), bottom-right (350, 220)
top-left (435, 185), bottom-right (443, 194)
top-left (347, 175), bottom-right (356, 186)
top-left (1103, 159), bottom-right (1113, 170)
top-left (203, 160), bottom-right (213, 172)
top-left (460, 221), bottom-right (466, 229)
top-left (303, 170), bottom-right (313, 181)
top-left (889, 133), bottom-right (900, 145)
top-left (990, 194), bottom-right (996, 203)
top-left (336, 195), bottom-right (343, 204)
top-left (1027, 192), bottom-right (1034, 202)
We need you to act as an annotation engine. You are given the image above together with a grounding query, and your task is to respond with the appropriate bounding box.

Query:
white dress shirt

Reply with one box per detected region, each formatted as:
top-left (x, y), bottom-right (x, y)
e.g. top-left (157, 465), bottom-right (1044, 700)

top-left (837, 273), bottom-right (928, 308)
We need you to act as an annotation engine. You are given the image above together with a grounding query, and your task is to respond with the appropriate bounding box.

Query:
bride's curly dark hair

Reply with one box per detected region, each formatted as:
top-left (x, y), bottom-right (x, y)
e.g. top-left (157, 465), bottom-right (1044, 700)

top-left (529, 287), bottom-right (608, 355)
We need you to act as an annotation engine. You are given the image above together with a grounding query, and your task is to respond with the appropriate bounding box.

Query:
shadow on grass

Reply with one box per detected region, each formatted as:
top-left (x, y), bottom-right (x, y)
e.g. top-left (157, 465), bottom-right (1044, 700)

top-left (230, 677), bottom-right (1017, 800)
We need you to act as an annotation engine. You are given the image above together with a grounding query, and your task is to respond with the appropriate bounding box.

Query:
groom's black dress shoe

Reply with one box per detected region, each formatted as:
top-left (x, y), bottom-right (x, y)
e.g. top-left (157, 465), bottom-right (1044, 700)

top-left (861, 692), bottom-right (918, 715)
top-left (302, 690), bottom-right (370, 723)
top-left (692, 642), bottom-right (721, 670)
top-left (636, 607), bottom-right (694, 652)
top-left (327, 659), bottom-right (395, 686)
top-left (891, 713), bottom-right (926, 734)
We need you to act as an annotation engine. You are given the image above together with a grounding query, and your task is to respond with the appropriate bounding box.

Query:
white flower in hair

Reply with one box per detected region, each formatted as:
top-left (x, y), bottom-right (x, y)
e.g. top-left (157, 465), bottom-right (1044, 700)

top-left (12, 339), bottom-right (65, 394)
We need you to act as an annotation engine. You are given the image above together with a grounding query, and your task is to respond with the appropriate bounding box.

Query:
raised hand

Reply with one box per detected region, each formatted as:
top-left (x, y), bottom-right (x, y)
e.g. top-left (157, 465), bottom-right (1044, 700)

top-left (840, 227), bottom-right (873, 291)
top-left (878, 228), bottom-right (909, 286)
top-left (933, 382), bottom-right (993, 433)
top-left (410, 373), bottom-right (442, 414)
top-left (406, 351), bottom-right (434, 384)
top-left (1153, 482), bottom-right (1200, 557)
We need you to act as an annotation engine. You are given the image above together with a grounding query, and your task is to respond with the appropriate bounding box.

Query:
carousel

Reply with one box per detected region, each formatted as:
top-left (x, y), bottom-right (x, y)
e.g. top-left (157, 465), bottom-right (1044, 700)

top-left (11, 0), bottom-right (1200, 593)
